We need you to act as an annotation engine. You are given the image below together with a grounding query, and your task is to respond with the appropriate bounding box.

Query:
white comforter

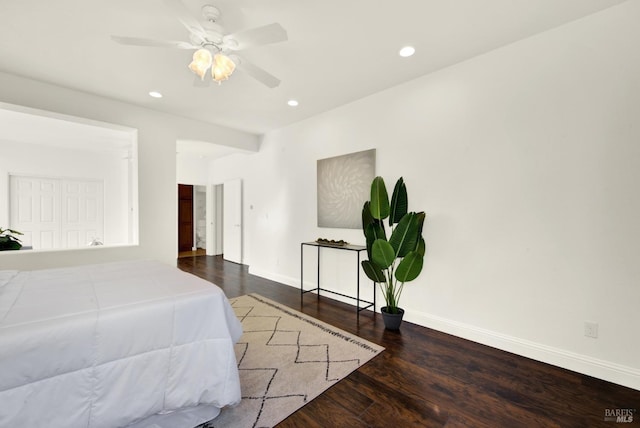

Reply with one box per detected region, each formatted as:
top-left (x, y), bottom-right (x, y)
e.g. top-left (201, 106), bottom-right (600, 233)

top-left (0, 260), bottom-right (242, 428)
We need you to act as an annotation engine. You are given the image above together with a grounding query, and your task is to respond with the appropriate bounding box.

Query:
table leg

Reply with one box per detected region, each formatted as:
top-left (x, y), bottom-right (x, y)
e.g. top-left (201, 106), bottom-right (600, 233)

top-left (357, 251), bottom-right (361, 320)
top-left (317, 245), bottom-right (321, 301)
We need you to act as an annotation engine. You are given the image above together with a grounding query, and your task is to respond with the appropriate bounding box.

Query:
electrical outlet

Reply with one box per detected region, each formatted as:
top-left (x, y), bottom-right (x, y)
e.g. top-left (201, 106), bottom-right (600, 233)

top-left (584, 322), bottom-right (599, 339)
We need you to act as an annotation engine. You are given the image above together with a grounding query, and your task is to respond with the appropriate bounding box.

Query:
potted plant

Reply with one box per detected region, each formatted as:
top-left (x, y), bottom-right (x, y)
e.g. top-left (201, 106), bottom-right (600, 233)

top-left (0, 227), bottom-right (24, 251)
top-left (361, 177), bottom-right (425, 330)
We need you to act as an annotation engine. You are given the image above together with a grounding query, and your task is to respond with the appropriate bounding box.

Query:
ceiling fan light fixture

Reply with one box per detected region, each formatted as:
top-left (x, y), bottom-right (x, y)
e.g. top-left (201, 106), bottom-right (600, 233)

top-left (189, 48), bottom-right (213, 80)
top-left (211, 53), bottom-right (236, 84)
top-left (112, 2), bottom-right (287, 88)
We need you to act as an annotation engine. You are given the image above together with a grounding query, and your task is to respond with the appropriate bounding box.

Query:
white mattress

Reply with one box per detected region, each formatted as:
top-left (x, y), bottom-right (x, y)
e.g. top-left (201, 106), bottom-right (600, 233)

top-left (0, 260), bottom-right (242, 427)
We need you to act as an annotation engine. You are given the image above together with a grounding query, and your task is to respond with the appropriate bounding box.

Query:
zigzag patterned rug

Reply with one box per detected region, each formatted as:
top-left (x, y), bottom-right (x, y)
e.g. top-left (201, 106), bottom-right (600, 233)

top-left (204, 293), bottom-right (384, 428)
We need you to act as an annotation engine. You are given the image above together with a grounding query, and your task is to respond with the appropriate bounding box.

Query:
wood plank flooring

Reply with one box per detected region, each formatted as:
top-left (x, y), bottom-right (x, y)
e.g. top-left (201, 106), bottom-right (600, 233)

top-left (177, 255), bottom-right (640, 427)
top-left (178, 248), bottom-right (206, 258)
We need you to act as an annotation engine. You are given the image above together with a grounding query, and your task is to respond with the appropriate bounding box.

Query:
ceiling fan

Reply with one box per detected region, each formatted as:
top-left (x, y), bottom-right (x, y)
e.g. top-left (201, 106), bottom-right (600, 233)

top-left (111, 0), bottom-right (287, 88)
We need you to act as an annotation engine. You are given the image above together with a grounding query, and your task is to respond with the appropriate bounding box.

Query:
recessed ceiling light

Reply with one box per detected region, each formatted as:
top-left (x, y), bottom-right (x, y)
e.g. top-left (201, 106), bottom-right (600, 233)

top-left (399, 46), bottom-right (415, 57)
top-left (287, 99), bottom-right (299, 107)
top-left (149, 91), bottom-right (163, 98)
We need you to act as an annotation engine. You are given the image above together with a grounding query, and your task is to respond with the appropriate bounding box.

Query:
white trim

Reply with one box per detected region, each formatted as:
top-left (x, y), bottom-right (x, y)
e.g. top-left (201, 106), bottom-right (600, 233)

top-left (247, 267), bottom-right (640, 391)
top-left (406, 310), bottom-right (640, 392)
top-left (249, 266), bottom-right (297, 288)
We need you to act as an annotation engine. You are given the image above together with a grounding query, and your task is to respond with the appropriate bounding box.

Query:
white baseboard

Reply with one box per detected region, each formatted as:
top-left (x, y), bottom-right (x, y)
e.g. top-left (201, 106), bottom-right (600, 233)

top-left (406, 310), bottom-right (640, 392)
top-left (249, 266), bottom-right (299, 288)
top-left (247, 267), bottom-right (640, 391)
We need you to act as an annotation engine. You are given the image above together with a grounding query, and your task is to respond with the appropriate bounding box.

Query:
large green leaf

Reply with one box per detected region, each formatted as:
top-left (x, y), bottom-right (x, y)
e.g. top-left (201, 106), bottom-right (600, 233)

top-left (362, 201), bottom-right (374, 235)
top-left (415, 211), bottom-right (426, 236)
top-left (395, 251), bottom-right (423, 283)
top-left (370, 176), bottom-right (389, 220)
top-left (415, 237), bottom-right (426, 257)
top-left (389, 177), bottom-right (408, 227)
top-left (0, 236), bottom-right (22, 250)
top-left (389, 212), bottom-right (420, 257)
top-left (364, 222), bottom-right (386, 259)
top-left (361, 260), bottom-right (386, 283)
top-left (413, 212), bottom-right (426, 255)
top-left (372, 239), bottom-right (395, 269)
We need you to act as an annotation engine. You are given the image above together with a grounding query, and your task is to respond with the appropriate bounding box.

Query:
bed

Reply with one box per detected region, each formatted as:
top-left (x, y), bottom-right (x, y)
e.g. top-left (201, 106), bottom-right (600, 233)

top-left (0, 260), bottom-right (242, 428)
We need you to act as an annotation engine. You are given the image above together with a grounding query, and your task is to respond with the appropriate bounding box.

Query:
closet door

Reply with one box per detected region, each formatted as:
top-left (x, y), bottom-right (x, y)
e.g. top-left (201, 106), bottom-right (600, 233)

top-left (61, 179), bottom-right (104, 247)
top-left (10, 176), bottom-right (61, 249)
top-left (10, 175), bottom-right (104, 249)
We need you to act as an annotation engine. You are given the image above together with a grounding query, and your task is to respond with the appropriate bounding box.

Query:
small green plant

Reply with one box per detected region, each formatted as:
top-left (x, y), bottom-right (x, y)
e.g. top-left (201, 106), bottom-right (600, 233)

top-left (0, 227), bottom-right (23, 251)
top-left (361, 177), bottom-right (426, 314)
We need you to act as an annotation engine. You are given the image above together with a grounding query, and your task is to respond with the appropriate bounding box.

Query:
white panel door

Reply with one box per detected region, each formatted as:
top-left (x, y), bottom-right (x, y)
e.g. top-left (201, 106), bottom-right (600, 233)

top-left (10, 176), bottom-right (104, 249)
top-left (10, 176), bottom-right (61, 249)
top-left (223, 178), bottom-right (242, 264)
top-left (61, 179), bottom-right (104, 247)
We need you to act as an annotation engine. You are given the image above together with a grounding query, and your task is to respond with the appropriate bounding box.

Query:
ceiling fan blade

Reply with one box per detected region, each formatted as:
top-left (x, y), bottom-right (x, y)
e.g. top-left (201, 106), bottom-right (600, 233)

top-left (111, 35), bottom-right (196, 49)
top-left (234, 56), bottom-right (280, 88)
top-left (162, 0), bottom-right (209, 44)
top-left (223, 23), bottom-right (287, 51)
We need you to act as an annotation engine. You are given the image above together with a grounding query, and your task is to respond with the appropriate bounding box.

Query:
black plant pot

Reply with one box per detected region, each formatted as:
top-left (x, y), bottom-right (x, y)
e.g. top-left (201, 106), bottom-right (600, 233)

top-left (381, 307), bottom-right (405, 330)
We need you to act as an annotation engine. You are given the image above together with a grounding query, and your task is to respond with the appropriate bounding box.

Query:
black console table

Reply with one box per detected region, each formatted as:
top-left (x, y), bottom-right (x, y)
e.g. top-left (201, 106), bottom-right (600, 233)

top-left (300, 241), bottom-right (375, 320)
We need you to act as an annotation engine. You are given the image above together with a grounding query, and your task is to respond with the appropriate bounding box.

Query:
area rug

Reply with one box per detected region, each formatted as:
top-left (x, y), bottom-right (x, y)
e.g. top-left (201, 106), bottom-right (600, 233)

top-left (202, 293), bottom-right (384, 428)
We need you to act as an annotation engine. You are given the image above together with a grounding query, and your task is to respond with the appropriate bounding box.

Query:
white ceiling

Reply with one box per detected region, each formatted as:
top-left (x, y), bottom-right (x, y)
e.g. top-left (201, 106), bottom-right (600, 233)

top-left (0, 0), bottom-right (628, 136)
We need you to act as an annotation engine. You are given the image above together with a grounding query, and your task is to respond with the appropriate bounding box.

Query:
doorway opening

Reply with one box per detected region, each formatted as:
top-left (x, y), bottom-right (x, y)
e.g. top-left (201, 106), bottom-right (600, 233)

top-left (177, 183), bottom-right (207, 257)
top-left (176, 180), bottom-right (242, 263)
top-left (1, 102), bottom-right (139, 251)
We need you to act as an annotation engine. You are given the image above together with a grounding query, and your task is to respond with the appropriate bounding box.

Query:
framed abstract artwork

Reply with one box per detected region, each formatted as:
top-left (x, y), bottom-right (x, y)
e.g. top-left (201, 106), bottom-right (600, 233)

top-left (317, 149), bottom-right (376, 229)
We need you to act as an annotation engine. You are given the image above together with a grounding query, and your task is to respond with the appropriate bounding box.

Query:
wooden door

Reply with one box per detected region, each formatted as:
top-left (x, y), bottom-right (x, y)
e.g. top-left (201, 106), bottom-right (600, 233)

top-left (178, 184), bottom-right (193, 252)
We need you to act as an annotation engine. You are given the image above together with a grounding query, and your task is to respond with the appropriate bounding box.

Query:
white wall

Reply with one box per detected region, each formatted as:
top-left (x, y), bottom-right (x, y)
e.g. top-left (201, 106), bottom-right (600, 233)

top-left (0, 71), bottom-right (258, 269)
top-left (177, 153), bottom-right (210, 186)
top-left (210, 2), bottom-right (640, 390)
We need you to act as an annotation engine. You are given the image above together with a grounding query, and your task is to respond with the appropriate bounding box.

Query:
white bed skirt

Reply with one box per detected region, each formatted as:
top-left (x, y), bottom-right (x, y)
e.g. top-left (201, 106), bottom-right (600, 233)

top-left (127, 404), bottom-right (221, 428)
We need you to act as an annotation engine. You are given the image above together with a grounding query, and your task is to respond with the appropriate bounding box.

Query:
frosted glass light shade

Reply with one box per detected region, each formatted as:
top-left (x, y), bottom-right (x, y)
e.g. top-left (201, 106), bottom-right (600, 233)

top-left (189, 49), bottom-right (213, 80)
top-left (212, 54), bottom-right (236, 83)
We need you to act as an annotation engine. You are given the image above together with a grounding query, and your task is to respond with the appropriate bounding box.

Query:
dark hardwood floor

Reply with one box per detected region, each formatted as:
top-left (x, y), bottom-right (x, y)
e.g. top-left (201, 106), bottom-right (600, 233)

top-left (178, 256), bottom-right (640, 427)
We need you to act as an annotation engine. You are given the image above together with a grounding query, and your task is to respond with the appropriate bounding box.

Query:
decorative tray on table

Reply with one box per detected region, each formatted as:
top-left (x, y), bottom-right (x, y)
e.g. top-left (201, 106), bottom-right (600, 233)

top-left (315, 238), bottom-right (350, 247)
